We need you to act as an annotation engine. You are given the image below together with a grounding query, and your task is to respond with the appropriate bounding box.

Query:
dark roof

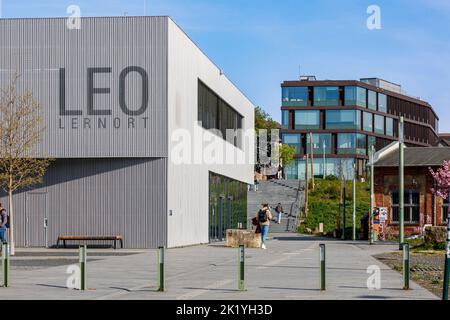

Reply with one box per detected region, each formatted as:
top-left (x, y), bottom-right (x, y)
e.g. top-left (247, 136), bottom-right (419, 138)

top-left (440, 133), bottom-right (450, 144)
top-left (374, 147), bottom-right (450, 167)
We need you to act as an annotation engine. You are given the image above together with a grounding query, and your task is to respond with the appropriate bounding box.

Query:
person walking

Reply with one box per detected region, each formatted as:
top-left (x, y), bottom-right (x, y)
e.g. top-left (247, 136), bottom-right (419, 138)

top-left (0, 204), bottom-right (7, 244)
top-left (257, 203), bottom-right (272, 249)
top-left (275, 203), bottom-right (283, 224)
top-left (254, 177), bottom-right (259, 192)
top-left (277, 165), bottom-right (283, 180)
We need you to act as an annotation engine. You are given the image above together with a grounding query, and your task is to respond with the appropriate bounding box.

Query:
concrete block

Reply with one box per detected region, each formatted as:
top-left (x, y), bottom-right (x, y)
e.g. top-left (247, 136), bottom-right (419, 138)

top-left (226, 229), bottom-right (261, 248)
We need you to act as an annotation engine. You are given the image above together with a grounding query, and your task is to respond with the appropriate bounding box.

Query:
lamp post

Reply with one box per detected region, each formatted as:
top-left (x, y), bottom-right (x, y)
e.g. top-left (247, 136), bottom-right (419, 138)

top-left (323, 140), bottom-right (326, 179)
top-left (399, 116), bottom-right (405, 250)
top-left (353, 161), bottom-right (357, 241)
top-left (370, 145), bottom-right (375, 245)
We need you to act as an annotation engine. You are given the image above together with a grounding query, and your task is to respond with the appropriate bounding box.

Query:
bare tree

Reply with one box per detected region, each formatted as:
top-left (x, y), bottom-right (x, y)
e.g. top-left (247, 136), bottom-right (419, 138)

top-left (0, 77), bottom-right (52, 254)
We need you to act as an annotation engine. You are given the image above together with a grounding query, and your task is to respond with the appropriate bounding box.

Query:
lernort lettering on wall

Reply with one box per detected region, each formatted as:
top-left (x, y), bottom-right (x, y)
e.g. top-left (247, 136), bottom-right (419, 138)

top-left (0, 17), bottom-right (168, 159)
top-left (58, 66), bottom-right (150, 130)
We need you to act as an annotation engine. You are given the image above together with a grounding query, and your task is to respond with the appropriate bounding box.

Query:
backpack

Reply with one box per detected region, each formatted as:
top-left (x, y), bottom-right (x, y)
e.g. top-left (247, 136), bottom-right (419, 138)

top-left (1, 210), bottom-right (8, 228)
top-left (258, 209), bottom-right (268, 223)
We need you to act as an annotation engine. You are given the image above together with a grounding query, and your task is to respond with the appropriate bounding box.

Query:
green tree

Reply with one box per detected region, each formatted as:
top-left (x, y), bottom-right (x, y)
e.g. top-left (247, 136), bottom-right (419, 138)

top-left (279, 144), bottom-right (295, 167)
top-left (0, 77), bottom-right (53, 255)
top-left (255, 106), bottom-right (278, 131)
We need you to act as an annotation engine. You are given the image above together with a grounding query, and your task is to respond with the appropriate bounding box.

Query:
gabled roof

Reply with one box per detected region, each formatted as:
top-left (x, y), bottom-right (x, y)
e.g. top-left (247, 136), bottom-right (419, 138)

top-left (374, 147), bottom-right (450, 167)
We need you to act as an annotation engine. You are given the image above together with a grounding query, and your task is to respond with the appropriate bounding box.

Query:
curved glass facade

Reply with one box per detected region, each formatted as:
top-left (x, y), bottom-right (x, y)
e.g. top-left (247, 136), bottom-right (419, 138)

top-left (345, 86), bottom-right (366, 107)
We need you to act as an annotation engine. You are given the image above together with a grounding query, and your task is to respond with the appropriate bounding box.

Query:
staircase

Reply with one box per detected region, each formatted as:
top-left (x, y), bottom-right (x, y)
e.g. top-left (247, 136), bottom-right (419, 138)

top-left (247, 179), bottom-right (305, 233)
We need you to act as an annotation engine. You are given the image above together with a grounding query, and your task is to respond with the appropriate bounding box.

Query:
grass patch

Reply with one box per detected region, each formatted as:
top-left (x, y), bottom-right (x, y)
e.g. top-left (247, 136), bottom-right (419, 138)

top-left (299, 177), bottom-right (370, 237)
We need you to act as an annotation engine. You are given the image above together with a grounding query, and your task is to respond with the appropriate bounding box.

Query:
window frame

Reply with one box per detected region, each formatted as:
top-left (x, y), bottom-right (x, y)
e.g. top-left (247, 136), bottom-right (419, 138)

top-left (368, 90), bottom-right (377, 110)
top-left (391, 190), bottom-right (420, 224)
top-left (326, 110), bottom-right (361, 130)
top-left (198, 80), bottom-right (243, 148)
top-left (443, 195), bottom-right (450, 224)
top-left (374, 114), bottom-right (385, 135)
top-left (314, 86), bottom-right (340, 106)
top-left (282, 87), bottom-right (308, 106)
top-left (378, 93), bottom-right (387, 113)
top-left (294, 110), bottom-right (321, 130)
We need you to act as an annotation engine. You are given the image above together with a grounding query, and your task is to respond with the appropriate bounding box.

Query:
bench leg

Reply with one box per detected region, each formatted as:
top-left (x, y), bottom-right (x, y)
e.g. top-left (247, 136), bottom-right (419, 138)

top-left (114, 240), bottom-right (116, 250)
top-left (120, 239), bottom-right (123, 249)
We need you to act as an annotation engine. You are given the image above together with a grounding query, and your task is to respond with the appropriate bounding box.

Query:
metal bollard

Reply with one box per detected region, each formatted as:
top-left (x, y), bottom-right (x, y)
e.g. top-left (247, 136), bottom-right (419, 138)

top-left (238, 245), bottom-right (245, 291)
top-left (158, 246), bottom-right (165, 292)
top-left (320, 244), bottom-right (326, 291)
top-left (403, 243), bottom-right (409, 290)
top-left (79, 245), bottom-right (86, 291)
top-left (2, 242), bottom-right (10, 287)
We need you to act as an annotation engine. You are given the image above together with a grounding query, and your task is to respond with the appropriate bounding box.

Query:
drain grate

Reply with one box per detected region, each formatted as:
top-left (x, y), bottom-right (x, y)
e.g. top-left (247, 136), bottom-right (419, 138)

top-left (410, 266), bottom-right (442, 272)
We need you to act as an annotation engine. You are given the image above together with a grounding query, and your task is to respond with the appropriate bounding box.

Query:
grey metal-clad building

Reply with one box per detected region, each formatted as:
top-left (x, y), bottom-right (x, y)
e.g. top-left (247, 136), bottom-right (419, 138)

top-left (0, 16), bottom-right (254, 248)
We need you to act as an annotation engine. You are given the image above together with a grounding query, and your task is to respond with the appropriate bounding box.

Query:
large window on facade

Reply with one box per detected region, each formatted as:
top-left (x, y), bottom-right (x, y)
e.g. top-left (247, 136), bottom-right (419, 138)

top-left (391, 191), bottom-right (420, 224)
top-left (443, 196), bottom-right (450, 224)
top-left (284, 158), bottom-right (356, 180)
top-left (337, 133), bottom-right (366, 155)
top-left (281, 110), bottom-right (289, 129)
top-left (326, 110), bottom-right (361, 129)
top-left (368, 90), bottom-right (377, 110)
top-left (378, 93), bottom-right (387, 113)
top-left (282, 87), bottom-right (308, 106)
top-left (198, 80), bottom-right (243, 148)
top-left (363, 112), bottom-right (373, 132)
top-left (294, 110), bottom-right (320, 130)
top-left (306, 133), bottom-right (332, 154)
top-left (282, 134), bottom-right (301, 154)
top-left (337, 133), bottom-right (355, 155)
top-left (314, 87), bottom-right (339, 106)
top-left (209, 172), bottom-right (247, 242)
top-left (386, 117), bottom-right (394, 136)
top-left (368, 135), bottom-right (376, 152)
top-left (344, 86), bottom-right (366, 107)
top-left (374, 115), bottom-right (385, 135)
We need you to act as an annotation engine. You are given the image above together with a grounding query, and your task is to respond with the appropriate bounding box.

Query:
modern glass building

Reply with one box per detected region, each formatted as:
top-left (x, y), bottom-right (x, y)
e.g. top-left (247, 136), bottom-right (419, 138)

top-left (280, 77), bottom-right (440, 180)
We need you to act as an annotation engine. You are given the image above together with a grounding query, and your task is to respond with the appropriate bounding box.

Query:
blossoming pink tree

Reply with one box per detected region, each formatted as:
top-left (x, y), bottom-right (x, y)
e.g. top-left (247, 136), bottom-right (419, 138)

top-left (430, 160), bottom-right (450, 300)
top-left (430, 160), bottom-right (450, 200)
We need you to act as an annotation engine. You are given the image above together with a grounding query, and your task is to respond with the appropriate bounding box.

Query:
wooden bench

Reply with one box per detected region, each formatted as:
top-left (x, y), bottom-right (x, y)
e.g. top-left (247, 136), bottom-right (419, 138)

top-left (57, 235), bottom-right (124, 249)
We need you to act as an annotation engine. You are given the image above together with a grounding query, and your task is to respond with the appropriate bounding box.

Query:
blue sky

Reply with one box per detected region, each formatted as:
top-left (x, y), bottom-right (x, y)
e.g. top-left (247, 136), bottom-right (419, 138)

top-left (2, 0), bottom-right (450, 131)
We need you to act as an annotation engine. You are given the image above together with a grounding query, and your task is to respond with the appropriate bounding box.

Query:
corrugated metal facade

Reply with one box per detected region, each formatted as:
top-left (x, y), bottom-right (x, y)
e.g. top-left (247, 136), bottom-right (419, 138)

top-left (1, 158), bottom-right (167, 248)
top-left (0, 16), bottom-right (255, 248)
top-left (0, 16), bottom-right (168, 158)
top-left (0, 17), bottom-right (169, 248)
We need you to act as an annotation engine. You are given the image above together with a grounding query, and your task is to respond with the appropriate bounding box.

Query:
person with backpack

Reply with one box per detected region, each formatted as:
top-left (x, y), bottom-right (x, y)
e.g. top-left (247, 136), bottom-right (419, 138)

top-left (257, 203), bottom-right (272, 250)
top-left (0, 205), bottom-right (7, 244)
top-left (275, 203), bottom-right (283, 224)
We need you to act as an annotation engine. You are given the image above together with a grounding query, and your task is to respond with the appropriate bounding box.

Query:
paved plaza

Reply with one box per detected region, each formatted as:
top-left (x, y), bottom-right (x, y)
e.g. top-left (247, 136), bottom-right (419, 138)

top-left (0, 234), bottom-right (438, 300)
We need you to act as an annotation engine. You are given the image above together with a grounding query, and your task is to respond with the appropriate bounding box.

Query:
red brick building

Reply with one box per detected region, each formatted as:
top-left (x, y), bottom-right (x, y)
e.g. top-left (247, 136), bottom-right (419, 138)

top-left (373, 146), bottom-right (450, 238)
